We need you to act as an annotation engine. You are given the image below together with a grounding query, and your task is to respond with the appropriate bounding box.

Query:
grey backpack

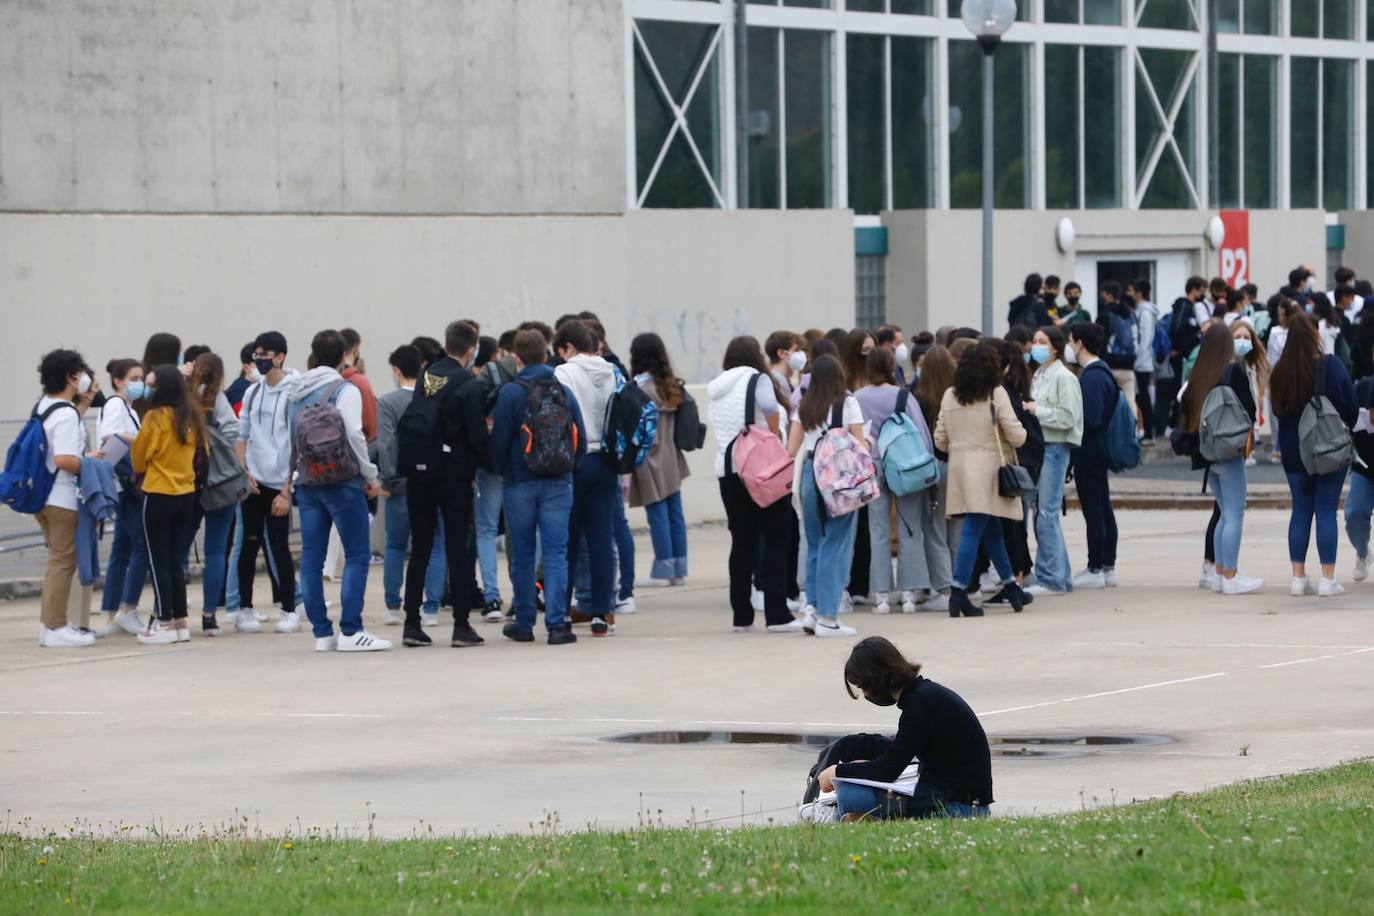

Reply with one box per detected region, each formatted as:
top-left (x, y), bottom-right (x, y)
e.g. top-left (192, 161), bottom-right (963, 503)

top-left (1198, 378), bottom-right (1252, 464)
top-left (293, 380), bottom-right (360, 486)
top-left (1298, 372), bottom-right (1353, 476)
top-left (200, 415), bottom-right (249, 511)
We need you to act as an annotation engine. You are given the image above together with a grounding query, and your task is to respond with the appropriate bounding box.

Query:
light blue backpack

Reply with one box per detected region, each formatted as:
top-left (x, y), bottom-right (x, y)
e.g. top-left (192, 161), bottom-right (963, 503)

top-left (876, 389), bottom-right (939, 496)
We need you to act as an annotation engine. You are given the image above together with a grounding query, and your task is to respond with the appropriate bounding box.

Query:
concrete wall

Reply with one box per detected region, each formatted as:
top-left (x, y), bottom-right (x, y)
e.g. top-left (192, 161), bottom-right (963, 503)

top-left (1339, 211), bottom-right (1374, 273)
top-left (0, 0), bottom-right (624, 214)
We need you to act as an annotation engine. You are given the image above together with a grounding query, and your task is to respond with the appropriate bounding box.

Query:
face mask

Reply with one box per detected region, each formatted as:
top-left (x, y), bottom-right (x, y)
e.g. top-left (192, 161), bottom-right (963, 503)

top-left (1022, 351), bottom-right (1032, 364)
top-left (894, 343), bottom-right (910, 365)
top-left (124, 381), bottom-right (146, 401)
top-left (1031, 344), bottom-right (1051, 364)
top-left (76, 372), bottom-right (92, 394)
top-left (865, 692), bottom-right (899, 707)
top-left (255, 357), bottom-right (276, 376)
top-left (1234, 338), bottom-right (1253, 359)
top-left (787, 350), bottom-right (807, 373)
top-left (1066, 296), bottom-right (1081, 307)
top-left (245, 368), bottom-right (261, 384)
top-left (145, 383), bottom-right (157, 399)
top-left (1064, 343), bottom-right (1079, 365)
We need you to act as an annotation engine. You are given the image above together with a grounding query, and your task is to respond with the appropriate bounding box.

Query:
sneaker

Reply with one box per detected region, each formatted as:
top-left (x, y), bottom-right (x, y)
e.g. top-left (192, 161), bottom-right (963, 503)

top-left (750, 589), bottom-right (765, 613)
top-left (382, 607), bottom-right (402, 626)
top-left (482, 599), bottom-right (504, 623)
top-left (1290, 576), bottom-right (1316, 597)
top-left (731, 624), bottom-right (758, 633)
top-left (79, 625), bottom-right (104, 639)
top-left (337, 630), bottom-right (392, 652)
top-left (839, 592), bottom-right (854, 615)
top-left (801, 610), bottom-right (818, 635)
top-left (175, 620), bottom-right (190, 643)
top-left (136, 621), bottom-right (177, 646)
top-left (669, 577), bottom-right (685, 586)
top-left (635, 578), bottom-right (673, 589)
top-left (370, 551), bottom-right (385, 566)
top-left (421, 611), bottom-right (440, 628)
top-left (900, 595), bottom-right (918, 614)
top-left (786, 597), bottom-right (804, 615)
top-left (984, 584), bottom-right (1030, 610)
top-left (1199, 563), bottom-right (1219, 590)
top-left (978, 572), bottom-right (999, 595)
top-left (547, 625), bottom-right (577, 645)
top-left (813, 619), bottom-right (857, 638)
top-left (314, 635), bottom-right (338, 652)
top-left (615, 596), bottom-right (637, 616)
top-left (39, 625), bottom-right (96, 648)
top-left (1024, 584), bottom-right (1065, 597)
top-left (403, 625), bottom-right (433, 647)
top-left (201, 614), bottom-right (220, 637)
top-left (1221, 574), bottom-right (1264, 596)
top-left (234, 609), bottom-right (263, 634)
top-left (570, 609), bottom-right (615, 628)
top-left (1355, 555), bottom-right (1370, 582)
top-left (254, 609), bottom-right (269, 623)
top-left (923, 592), bottom-right (951, 613)
top-left (849, 592), bottom-right (870, 606)
top-left (765, 620), bottom-right (806, 634)
top-left (1072, 568), bottom-right (1107, 589)
top-left (276, 611), bottom-right (301, 633)
top-left (502, 622), bottom-right (534, 643)
top-left (873, 593), bottom-right (891, 615)
top-left (589, 617), bottom-right (610, 637)
top-left (104, 609), bottom-right (143, 636)
top-left (1103, 568), bottom-right (1119, 588)
top-left (1318, 577), bottom-right (1345, 598)
top-left (451, 620), bottom-right (485, 647)
top-left (798, 801), bottom-right (839, 824)
top-left (1244, 455), bottom-right (1257, 467)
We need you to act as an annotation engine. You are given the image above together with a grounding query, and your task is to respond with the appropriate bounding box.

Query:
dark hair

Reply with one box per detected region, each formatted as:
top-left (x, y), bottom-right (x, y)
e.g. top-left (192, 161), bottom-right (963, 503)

top-left (1227, 288), bottom-right (1246, 311)
top-left (1036, 324), bottom-right (1067, 360)
top-left (1024, 273), bottom-right (1043, 296)
top-left (553, 319), bottom-right (596, 356)
top-left (1186, 275), bottom-right (1207, 294)
top-left (874, 325), bottom-right (900, 347)
top-left (824, 327), bottom-right (850, 350)
top-left (765, 330), bottom-right (799, 364)
top-left (388, 345), bottom-right (423, 380)
top-left (183, 345), bottom-right (211, 364)
top-left (1069, 321), bottom-right (1106, 356)
top-left (105, 358), bottom-right (139, 386)
top-left (39, 349), bottom-right (85, 395)
top-left (340, 328), bottom-right (362, 350)
top-left (1335, 266), bottom-right (1356, 286)
top-left (1209, 277), bottom-right (1229, 299)
top-left (798, 355), bottom-right (848, 430)
top-left (309, 330), bottom-right (347, 370)
top-left (953, 343), bottom-right (1003, 405)
top-left (460, 318), bottom-right (482, 333)
top-left (498, 329), bottom-right (517, 352)
top-left (554, 313), bottom-right (582, 330)
top-left (1336, 285), bottom-right (1357, 303)
top-left (843, 329), bottom-right (875, 391)
top-left (864, 345), bottom-right (896, 386)
top-left (1045, 274), bottom-right (1061, 289)
top-left (630, 333), bottom-right (683, 409)
top-left (582, 319), bottom-right (608, 347)
top-left (915, 344), bottom-right (956, 428)
top-left (989, 338), bottom-right (1031, 401)
top-left (1133, 277), bottom-right (1152, 299)
top-left (1183, 324), bottom-right (1240, 434)
top-left (809, 338), bottom-right (838, 362)
top-left (188, 352), bottom-right (225, 412)
top-left (147, 363), bottom-right (205, 448)
top-left (577, 310), bottom-right (599, 322)
top-left (1356, 280), bottom-right (1374, 299)
top-left (844, 636), bottom-right (921, 701)
top-left (950, 327), bottom-right (982, 342)
top-left (1270, 312), bottom-right (1323, 417)
top-left (517, 321), bottom-right (554, 344)
top-left (445, 320), bottom-right (479, 358)
top-left (142, 333), bottom-right (182, 371)
top-left (1099, 280), bottom-right (1121, 300)
top-left (1241, 283), bottom-right (1259, 299)
top-left (255, 331), bottom-right (288, 356)
top-left (1064, 281), bottom-right (1082, 294)
top-left (722, 335), bottom-right (767, 373)
top-left (411, 336), bottom-right (444, 365)
top-left (1005, 326), bottom-right (1031, 347)
top-left (239, 342), bottom-right (256, 366)
top-left (513, 329), bottom-right (549, 367)
top-left (475, 336), bottom-right (498, 368)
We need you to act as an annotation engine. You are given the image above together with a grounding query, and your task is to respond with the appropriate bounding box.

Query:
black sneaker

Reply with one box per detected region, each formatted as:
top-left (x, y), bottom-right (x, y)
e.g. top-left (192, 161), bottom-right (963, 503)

top-left (547, 625), bottom-right (577, 645)
top-left (451, 620), bottom-right (485, 648)
top-left (502, 622), bottom-right (534, 643)
top-left (984, 584), bottom-right (1031, 611)
top-left (201, 614), bottom-right (221, 637)
top-left (402, 625), bottom-right (432, 647)
top-left (482, 599), bottom-right (504, 623)
top-left (589, 617), bottom-right (610, 637)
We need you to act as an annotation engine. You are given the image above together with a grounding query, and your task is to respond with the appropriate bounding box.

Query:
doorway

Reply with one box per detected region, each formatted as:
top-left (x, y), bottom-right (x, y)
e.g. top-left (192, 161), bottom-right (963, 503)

top-left (1073, 252), bottom-right (1195, 313)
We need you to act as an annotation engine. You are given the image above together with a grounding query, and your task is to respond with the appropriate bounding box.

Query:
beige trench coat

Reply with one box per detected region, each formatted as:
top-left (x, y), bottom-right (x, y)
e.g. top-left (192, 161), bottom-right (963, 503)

top-left (932, 385), bottom-right (1027, 520)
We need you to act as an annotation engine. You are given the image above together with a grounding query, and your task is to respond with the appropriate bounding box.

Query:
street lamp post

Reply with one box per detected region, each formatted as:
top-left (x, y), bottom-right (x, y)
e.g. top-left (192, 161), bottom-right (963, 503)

top-left (961, 0), bottom-right (1017, 336)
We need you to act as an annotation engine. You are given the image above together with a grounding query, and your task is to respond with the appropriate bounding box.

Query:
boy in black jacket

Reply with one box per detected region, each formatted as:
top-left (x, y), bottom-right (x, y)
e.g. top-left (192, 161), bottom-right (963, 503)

top-left (1068, 323), bottom-right (1119, 590)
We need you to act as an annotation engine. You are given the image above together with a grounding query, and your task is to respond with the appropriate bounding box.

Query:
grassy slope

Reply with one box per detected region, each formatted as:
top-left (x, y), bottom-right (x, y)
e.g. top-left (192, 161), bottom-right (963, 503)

top-left (3, 761), bottom-right (1372, 914)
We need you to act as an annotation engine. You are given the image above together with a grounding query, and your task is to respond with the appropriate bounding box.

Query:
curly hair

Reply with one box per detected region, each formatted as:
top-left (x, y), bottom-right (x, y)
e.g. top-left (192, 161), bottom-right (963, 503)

top-left (953, 342), bottom-right (1003, 405)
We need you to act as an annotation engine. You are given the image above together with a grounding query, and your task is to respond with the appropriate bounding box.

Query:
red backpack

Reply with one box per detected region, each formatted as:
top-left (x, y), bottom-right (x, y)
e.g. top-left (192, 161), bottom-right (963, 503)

top-left (724, 373), bottom-right (794, 508)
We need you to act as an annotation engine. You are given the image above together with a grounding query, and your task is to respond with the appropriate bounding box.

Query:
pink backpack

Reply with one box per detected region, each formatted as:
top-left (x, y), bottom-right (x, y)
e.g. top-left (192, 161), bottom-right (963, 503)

top-left (812, 402), bottom-right (879, 517)
top-left (726, 373), bottom-right (794, 508)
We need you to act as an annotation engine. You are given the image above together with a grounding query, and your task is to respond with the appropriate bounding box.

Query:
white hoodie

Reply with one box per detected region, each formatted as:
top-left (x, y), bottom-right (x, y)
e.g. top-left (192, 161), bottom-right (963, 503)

top-left (284, 366), bottom-right (378, 485)
top-left (706, 366), bottom-right (780, 478)
top-left (238, 368), bottom-right (300, 489)
top-left (554, 354), bottom-right (618, 452)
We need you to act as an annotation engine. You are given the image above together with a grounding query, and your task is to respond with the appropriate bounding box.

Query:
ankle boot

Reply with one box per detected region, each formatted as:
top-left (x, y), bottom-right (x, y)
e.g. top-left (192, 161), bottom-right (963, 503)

top-left (949, 587), bottom-right (982, 618)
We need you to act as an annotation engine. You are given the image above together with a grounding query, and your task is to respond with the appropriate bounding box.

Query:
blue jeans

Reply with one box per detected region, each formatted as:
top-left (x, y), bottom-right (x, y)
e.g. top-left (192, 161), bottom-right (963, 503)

top-left (101, 487), bottom-right (142, 612)
top-left (505, 477), bottom-right (574, 632)
top-left (834, 782), bottom-right (991, 820)
top-left (952, 512), bottom-right (1013, 590)
top-left (613, 485), bottom-right (635, 600)
top-left (801, 459), bottom-right (859, 621)
top-left (644, 491), bottom-right (688, 580)
top-left (383, 493), bottom-right (445, 613)
top-left (1033, 443), bottom-right (1073, 592)
top-left (119, 491), bottom-right (150, 610)
top-left (475, 469), bottom-right (504, 603)
top-left (1209, 457), bottom-right (1247, 571)
top-left (297, 484), bottom-right (371, 638)
top-left (1345, 472), bottom-right (1374, 559)
top-left (225, 502), bottom-right (242, 611)
top-left (566, 453), bottom-right (618, 616)
top-left (1286, 467), bottom-right (1347, 567)
top-left (198, 505), bottom-right (235, 613)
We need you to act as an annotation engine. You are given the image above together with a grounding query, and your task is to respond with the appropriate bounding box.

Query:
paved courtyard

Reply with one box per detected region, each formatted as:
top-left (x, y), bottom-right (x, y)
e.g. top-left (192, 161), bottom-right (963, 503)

top-left (1, 508), bottom-right (1371, 838)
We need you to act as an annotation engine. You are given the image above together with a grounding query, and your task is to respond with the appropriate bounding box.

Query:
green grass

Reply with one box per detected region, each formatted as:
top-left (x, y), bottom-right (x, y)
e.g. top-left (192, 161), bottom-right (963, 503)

top-left (4, 762), bottom-right (1373, 913)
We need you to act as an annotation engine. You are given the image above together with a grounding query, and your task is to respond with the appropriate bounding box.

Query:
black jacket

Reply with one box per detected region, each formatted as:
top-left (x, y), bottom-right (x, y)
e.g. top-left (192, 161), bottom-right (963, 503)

top-left (415, 357), bottom-right (493, 481)
top-left (1008, 294), bottom-right (1050, 332)
top-left (1168, 296), bottom-right (1202, 362)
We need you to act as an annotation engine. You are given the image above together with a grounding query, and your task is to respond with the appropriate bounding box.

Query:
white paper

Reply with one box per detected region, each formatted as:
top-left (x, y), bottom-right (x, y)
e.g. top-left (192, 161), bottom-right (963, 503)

top-left (1354, 408), bottom-right (1374, 436)
top-left (99, 435), bottom-right (131, 466)
top-left (832, 763), bottom-right (920, 796)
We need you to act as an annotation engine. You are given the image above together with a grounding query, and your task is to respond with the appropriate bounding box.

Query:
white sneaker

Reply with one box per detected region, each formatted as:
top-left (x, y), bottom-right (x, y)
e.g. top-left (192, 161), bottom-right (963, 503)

top-left (849, 592), bottom-right (870, 606)
top-left (1221, 574), bottom-right (1264, 595)
top-left (786, 597), bottom-right (803, 614)
top-left (1290, 576), bottom-right (1315, 597)
top-left (923, 593), bottom-right (951, 612)
top-left (873, 593), bottom-right (890, 615)
top-left (634, 578), bottom-right (673, 589)
top-left (798, 800), bottom-right (839, 824)
top-left (839, 593), bottom-right (854, 615)
top-left (39, 625), bottom-right (96, 648)
top-left (421, 612), bottom-right (440, 628)
top-left (813, 619), bottom-right (857, 638)
top-left (978, 572), bottom-right (999, 595)
top-left (253, 609), bottom-right (269, 623)
top-left (1245, 455), bottom-right (1257, 467)
top-left (1199, 563), bottom-right (1220, 590)
top-left (482, 608), bottom-right (504, 623)
top-left (801, 610), bottom-right (818, 635)
top-left (731, 624), bottom-right (758, 633)
top-left (616, 596), bottom-right (637, 615)
top-left (900, 593), bottom-right (918, 614)
top-left (751, 589), bottom-right (765, 613)
top-left (276, 611), bottom-right (302, 633)
top-left (1072, 569), bottom-right (1107, 589)
top-left (136, 621), bottom-right (178, 645)
top-left (314, 635), bottom-right (338, 652)
top-left (1355, 555), bottom-right (1370, 582)
top-left (1024, 584), bottom-right (1064, 597)
top-left (1103, 568), bottom-right (1119, 587)
top-left (382, 607), bottom-right (402, 626)
top-left (669, 577), bottom-right (685, 586)
top-left (766, 620), bottom-right (806, 634)
top-left (234, 609), bottom-right (263, 633)
top-left (337, 630), bottom-right (392, 652)
top-left (1318, 578), bottom-right (1345, 598)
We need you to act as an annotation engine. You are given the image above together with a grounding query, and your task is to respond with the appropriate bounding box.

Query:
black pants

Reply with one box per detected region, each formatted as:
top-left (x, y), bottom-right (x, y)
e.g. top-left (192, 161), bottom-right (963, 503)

top-left (406, 479), bottom-right (475, 625)
top-left (1076, 466), bottom-right (1117, 571)
top-left (1204, 501), bottom-right (1221, 563)
top-left (238, 485), bottom-right (296, 612)
top-left (1135, 371), bottom-right (1154, 438)
top-left (974, 517), bottom-right (1032, 581)
top-left (753, 503), bottom-right (802, 601)
top-left (847, 506), bottom-right (871, 598)
top-left (720, 475), bottom-right (793, 627)
top-left (144, 492), bottom-right (195, 621)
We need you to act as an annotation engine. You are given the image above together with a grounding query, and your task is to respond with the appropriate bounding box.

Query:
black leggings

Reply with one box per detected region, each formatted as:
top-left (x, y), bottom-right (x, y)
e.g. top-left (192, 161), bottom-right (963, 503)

top-left (144, 492), bottom-right (195, 621)
top-left (238, 486), bottom-right (296, 612)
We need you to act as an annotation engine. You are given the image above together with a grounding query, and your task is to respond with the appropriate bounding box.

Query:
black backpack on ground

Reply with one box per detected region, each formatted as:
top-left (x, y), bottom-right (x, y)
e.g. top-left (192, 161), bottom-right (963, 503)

top-left (518, 377), bottom-right (579, 476)
top-left (673, 382), bottom-right (707, 452)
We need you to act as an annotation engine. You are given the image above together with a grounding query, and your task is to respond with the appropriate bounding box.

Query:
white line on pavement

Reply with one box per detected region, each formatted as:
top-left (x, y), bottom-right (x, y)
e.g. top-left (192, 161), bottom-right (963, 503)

top-left (977, 672), bottom-right (1231, 717)
top-left (1259, 646), bottom-right (1374, 669)
top-left (1069, 642), bottom-right (1374, 650)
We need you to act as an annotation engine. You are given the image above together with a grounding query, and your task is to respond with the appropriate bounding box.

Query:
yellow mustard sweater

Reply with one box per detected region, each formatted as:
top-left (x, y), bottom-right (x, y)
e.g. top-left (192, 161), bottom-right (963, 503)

top-left (130, 407), bottom-right (199, 496)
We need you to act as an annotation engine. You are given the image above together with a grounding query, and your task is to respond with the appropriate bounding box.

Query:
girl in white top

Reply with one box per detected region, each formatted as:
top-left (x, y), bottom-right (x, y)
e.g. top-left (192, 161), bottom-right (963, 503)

top-left (97, 358), bottom-right (148, 635)
top-left (786, 354), bottom-right (865, 639)
top-left (98, 359), bottom-right (143, 446)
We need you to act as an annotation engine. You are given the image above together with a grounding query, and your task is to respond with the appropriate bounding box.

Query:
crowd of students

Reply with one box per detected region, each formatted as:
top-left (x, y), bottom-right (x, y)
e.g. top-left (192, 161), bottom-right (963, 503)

top-left (18, 263), bottom-right (1374, 651)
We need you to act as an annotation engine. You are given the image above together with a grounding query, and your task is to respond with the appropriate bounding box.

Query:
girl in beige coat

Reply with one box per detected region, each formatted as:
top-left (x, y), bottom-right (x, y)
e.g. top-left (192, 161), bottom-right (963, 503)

top-left (934, 343), bottom-right (1028, 617)
top-left (628, 334), bottom-right (692, 584)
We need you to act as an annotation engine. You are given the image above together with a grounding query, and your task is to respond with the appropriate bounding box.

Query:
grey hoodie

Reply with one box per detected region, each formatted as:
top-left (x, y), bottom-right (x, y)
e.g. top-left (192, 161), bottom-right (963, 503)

top-left (285, 366), bottom-right (378, 485)
top-left (238, 368), bottom-right (299, 489)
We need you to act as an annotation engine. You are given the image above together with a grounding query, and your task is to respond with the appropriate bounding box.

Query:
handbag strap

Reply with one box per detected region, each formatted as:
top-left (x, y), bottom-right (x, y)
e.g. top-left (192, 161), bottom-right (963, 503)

top-left (989, 400), bottom-right (1008, 465)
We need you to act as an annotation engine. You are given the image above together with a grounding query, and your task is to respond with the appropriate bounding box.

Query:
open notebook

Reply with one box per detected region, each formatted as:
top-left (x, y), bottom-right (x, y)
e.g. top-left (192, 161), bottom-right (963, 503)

top-left (833, 762), bottom-right (920, 796)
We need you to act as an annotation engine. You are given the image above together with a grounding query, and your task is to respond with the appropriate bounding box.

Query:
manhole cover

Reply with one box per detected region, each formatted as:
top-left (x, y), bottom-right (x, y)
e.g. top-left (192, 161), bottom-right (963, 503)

top-left (604, 731), bottom-right (1174, 758)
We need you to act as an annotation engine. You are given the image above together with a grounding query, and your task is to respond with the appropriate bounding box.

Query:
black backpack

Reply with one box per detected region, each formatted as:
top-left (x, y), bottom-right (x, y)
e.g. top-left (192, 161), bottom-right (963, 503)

top-left (396, 374), bottom-right (459, 482)
top-left (673, 382), bottom-right (707, 452)
top-left (519, 377), bottom-right (579, 476)
top-left (602, 370), bottom-right (658, 474)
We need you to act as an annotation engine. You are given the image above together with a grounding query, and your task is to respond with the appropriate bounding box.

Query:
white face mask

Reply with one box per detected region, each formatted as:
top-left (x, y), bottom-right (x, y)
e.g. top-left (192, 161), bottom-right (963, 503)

top-left (894, 343), bottom-right (910, 365)
top-left (1064, 344), bottom-right (1079, 366)
top-left (246, 368), bottom-right (261, 384)
top-left (77, 372), bottom-right (92, 394)
top-left (787, 350), bottom-right (807, 373)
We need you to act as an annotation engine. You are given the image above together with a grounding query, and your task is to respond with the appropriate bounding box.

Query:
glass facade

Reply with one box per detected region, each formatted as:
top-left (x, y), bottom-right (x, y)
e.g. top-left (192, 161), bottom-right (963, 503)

top-left (630, 0), bottom-right (1370, 213)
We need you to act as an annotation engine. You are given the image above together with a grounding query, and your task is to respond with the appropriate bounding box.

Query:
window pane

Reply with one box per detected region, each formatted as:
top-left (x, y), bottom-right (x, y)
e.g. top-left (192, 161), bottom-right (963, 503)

top-left (1242, 0), bottom-right (1276, 34)
top-left (1325, 0), bottom-right (1355, 39)
top-left (947, 0), bottom-right (1030, 19)
top-left (1136, 48), bottom-right (1192, 180)
top-left (1137, 0), bottom-right (1195, 30)
top-left (848, 0), bottom-right (885, 10)
top-left (892, 0), bottom-right (935, 13)
top-left (847, 34), bottom-right (886, 214)
top-left (784, 30), bottom-right (832, 208)
top-left (1136, 49), bottom-right (1196, 208)
top-left (891, 36), bottom-right (935, 208)
top-left (1242, 55), bottom-right (1277, 208)
top-left (1368, 65), bottom-right (1374, 206)
top-left (1291, 1), bottom-right (1318, 37)
top-left (744, 28), bottom-right (781, 208)
top-left (784, 0), bottom-right (829, 6)
top-left (948, 41), bottom-right (1030, 209)
top-left (1140, 148), bottom-right (1193, 207)
top-left (1046, 0), bottom-right (1078, 22)
top-left (1217, 54), bottom-right (1240, 208)
top-left (1216, 0), bottom-right (1239, 32)
top-left (1084, 0), bottom-right (1122, 24)
top-left (1044, 45), bottom-right (1079, 208)
top-left (634, 41), bottom-right (675, 196)
top-left (1323, 59), bottom-right (1354, 210)
top-left (1083, 45), bottom-right (1121, 207)
top-left (1290, 58), bottom-right (1319, 208)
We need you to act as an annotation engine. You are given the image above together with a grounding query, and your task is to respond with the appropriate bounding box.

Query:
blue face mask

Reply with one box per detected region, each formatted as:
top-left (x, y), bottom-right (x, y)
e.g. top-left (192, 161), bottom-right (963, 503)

top-left (1234, 338), bottom-right (1253, 359)
top-left (124, 381), bottom-right (146, 401)
top-left (1022, 351), bottom-right (1032, 364)
top-left (1030, 344), bottom-right (1051, 364)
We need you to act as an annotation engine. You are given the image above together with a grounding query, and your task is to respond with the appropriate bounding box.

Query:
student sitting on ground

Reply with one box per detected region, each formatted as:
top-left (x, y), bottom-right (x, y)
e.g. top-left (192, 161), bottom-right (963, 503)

top-left (814, 636), bottom-right (993, 821)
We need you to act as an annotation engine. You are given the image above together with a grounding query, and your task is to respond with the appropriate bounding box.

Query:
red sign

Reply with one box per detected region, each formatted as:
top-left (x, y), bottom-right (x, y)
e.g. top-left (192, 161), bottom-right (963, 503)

top-left (1219, 210), bottom-right (1250, 288)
